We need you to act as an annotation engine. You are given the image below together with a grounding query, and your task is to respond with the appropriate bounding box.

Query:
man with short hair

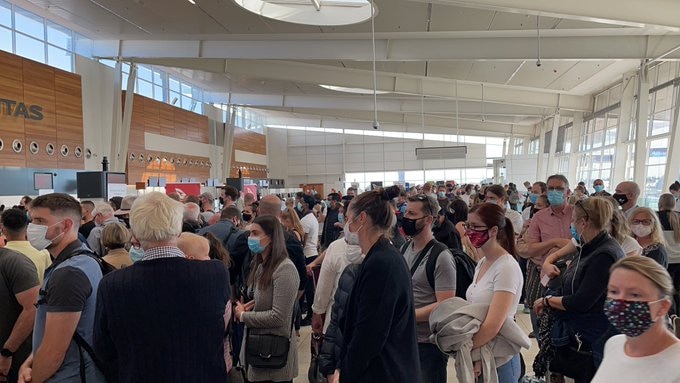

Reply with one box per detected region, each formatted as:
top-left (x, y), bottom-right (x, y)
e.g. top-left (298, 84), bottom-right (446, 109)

top-left (0, 246), bottom-right (39, 382)
top-left (320, 193), bottom-right (342, 250)
top-left (18, 193), bottom-right (105, 382)
top-left (87, 203), bottom-right (119, 257)
top-left (346, 187), bottom-right (356, 199)
top-left (198, 192), bottom-right (215, 223)
top-left (79, 201), bottom-right (96, 239)
top-left (1, 208), bottom-right (52, 282)
top-left (93, 192), bottom-right (229, 382)
top-left (400, 194), bottom-right (456, 383)
top-left (182, 202), bottom-right (202, 233)
top-left (519, 175), bottom-right (573, 339)
top-left (219, 186), bottom-right (239, 210)
top-left (591, 179), bottom-right (611, 197)
top-left (177, 232), bottom-right (210, 260)
top-left (484, 184), bottom-right (524, 235)
top-left (614, 181), bottom-right (641, 218)
top-left (522, 181), bottom-right (548, 223)
top-left (298, 194), bottom-right (319, 324)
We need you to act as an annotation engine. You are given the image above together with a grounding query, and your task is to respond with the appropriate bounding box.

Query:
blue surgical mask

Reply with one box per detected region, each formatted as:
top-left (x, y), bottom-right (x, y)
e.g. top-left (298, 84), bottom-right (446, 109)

top-left (438, 192), bottom-right (446, 198)
top-left (547, 190), bottom-right (565, 206)
top-left (337, 213), bottom-right (344, 224)
top-left (570, 223), bottom-right (581, 243)
top-left (529, 193), bottom-right (539, 204)
top-left (129, 246), bottom-right (145, 263)
top-left (296, 202), bottom-right (303, 211)
top-left (248, 237), bottom-right (268, 254)
top-left (594, 185), bottom-right (604, 193)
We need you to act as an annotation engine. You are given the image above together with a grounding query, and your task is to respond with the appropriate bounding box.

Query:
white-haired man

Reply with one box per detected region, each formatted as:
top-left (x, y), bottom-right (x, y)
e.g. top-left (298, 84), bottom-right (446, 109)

top-left (86, 203), bottom-right (119, 257)
top-left (182, 202), bottom-right (202, 233)
top-left (93, 192), bottom-right (229, 382)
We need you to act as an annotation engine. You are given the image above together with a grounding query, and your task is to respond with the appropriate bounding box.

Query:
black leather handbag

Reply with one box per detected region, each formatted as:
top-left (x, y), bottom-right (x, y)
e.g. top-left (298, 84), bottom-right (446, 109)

top-left (245, 330), bottom-right (291, 369)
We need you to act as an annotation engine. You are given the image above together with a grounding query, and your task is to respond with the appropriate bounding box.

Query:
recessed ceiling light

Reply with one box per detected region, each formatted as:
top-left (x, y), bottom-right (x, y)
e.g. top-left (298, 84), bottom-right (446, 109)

top-left (320, 84), bottom-right (390, 95)
top-left (233, 0), bottom-right (375, 26)
top-left (187, 0), bottom-right (196, 4)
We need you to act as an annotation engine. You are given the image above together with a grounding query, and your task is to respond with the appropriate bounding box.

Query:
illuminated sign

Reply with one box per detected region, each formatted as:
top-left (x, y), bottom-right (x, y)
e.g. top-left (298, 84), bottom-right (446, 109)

top-left (0, 98), bottom-right (43, 120)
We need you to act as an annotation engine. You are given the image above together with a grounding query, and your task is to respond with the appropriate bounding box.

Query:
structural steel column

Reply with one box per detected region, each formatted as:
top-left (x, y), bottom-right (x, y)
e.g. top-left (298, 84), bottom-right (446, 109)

top-left (567, 112), bottom-right (584, 184)
top-left (663, 82), bottom-right (680, 188)
top-left (546, 114), bottom-right (560, 176)
top-left (612, 72), bottom-right (637, 185)
top-left (535, 122), bottom-right (548, 181)
top-left (634, 64), bottom-right (650, 198)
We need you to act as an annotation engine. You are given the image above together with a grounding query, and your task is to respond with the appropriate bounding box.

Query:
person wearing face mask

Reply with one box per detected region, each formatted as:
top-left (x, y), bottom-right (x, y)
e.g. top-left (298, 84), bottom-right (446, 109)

top-left (86, 203), bottom-right (120, 257)
top-left (613, 181), bottom-right (641, 219)
top-left (337, 186), bottom-right (420, 383)
top-left (521, 181), bottom-right (547, 224)
top-left (463, 203), bottom-right (524, 383)
top-left (234, 215), bottom-right (299, 383)
top-left (518, 175), bottom-right (573, 342)
top-left (320, 193), bottom-right (342, 251)
top-left (241, 204), bottom-right (256, 228)
top-left (591, 256), bottom-right (680, 383)
top-left (592, 179), bottom-right (611, 197)
top-left (398, 194), bottom-right (457, 383)
top-left (628, 207), bottom-right (668, 267)
top-left (533, 198), bottom-right (624, 382)
top-left (484, 184), bottom-right (524, 236)
top-left (17, 193), bottom-right (105, 383)
top-left (657, 193), bottom-right (680, 314)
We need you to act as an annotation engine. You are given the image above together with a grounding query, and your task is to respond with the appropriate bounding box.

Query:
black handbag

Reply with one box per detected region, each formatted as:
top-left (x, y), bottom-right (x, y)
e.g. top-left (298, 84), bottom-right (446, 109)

top-left (549, 335), bottom-right (596, 382)
top-left (245, 330), bottom-right (291, 369)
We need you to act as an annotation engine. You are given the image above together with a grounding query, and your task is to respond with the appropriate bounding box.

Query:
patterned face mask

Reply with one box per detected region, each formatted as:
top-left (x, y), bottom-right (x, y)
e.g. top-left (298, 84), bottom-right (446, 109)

top-left (604, 297), bottom-right (665, 337)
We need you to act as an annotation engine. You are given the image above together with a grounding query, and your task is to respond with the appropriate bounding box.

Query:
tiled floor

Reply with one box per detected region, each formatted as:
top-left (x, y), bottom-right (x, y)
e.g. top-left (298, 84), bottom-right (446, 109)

top-left (293, 306), bottom-right (543, 383)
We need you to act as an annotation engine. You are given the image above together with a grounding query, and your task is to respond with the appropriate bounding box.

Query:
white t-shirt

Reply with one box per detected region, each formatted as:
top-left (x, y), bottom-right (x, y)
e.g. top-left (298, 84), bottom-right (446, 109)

top-left (505, 208), bottom-right (524, 235)
top-left (466, 254), bottom-right (523, 319)
top-left (592, 334), bottom-right (680, 383)
top-left (300, 212), bottom-right (319, 258)
top-left (620, 235), bottom-right (642, 256)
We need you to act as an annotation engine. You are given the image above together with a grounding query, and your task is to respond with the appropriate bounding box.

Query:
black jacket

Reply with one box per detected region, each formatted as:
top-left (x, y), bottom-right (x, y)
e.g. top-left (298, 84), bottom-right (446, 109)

top-left (339, 237), bottom-right (420, 383)
top-left (321, 208), bottom-right (341, 250)
top-left (433, 218), bottom-right (462, 251)
top-left (318, 263), bottom-right (361, 376)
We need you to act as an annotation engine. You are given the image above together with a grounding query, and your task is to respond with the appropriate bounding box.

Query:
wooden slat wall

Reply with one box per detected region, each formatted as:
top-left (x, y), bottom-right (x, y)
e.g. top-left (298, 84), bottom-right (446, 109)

top-left (230, 126), bottom-right (268, 179)
top-left (0, 51), bottom-right (84, 169)
top-left (123, 93), bottom-right (211, 184)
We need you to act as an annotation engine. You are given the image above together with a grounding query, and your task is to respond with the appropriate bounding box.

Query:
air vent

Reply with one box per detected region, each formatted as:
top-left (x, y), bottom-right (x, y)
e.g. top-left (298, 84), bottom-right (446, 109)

top-left (415, 146), bottom-right (467, 160)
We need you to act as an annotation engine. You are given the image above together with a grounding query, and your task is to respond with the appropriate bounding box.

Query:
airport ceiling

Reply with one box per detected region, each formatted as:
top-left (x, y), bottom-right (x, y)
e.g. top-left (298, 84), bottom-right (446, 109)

top-left (19, 0), bottom-right (680, 137)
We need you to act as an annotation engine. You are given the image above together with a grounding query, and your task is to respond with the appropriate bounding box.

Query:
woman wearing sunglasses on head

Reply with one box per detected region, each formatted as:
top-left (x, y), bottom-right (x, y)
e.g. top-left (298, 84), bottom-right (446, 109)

top-left (591, 256), bottom-right (680, 383)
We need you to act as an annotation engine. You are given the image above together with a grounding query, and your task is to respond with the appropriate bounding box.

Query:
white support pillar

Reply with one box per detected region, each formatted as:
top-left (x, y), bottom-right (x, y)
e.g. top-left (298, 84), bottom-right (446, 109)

top-left (568, 112), bottom-right (584, 184)
top-left (506, 136), bottom-right (515, 156)
top-left (634, 64), bottom-right (650, 198)
top-left (612, 71), bottom-right (637, 185)
top-left (664, 82), bottom-right (680, 188)
top-left (117, 64), bottom-right (136, 173)
top-left (546, 115), bottom-right (561, 176)
top-left (110, 61), bottom-right (123, 171)
top-left (521, 137), bottom-right (530, 155)
top-left (536, 121), bottom-right (547, 181)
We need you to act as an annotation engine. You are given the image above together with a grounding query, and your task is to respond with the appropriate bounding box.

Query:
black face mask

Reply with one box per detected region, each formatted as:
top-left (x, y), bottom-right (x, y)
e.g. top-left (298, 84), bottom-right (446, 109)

top-left (433, 217), bottom-right (443, 230)
top-left (612, 193), bottom-right (628, 206)
top-left (219, 197), bottom-right (225, 206)
top-left (242, 213), bottom-right (252, 222)
top-left (402, 216), bottom-right (427, 236)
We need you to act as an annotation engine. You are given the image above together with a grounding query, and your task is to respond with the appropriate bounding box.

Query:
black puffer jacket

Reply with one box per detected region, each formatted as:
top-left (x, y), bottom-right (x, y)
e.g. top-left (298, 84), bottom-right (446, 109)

top-left (318, 263), bottom-right (361, 376)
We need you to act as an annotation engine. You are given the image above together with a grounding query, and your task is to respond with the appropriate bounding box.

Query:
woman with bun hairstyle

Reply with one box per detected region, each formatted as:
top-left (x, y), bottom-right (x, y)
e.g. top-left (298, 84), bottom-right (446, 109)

top-left (592, 256), bottom-right (680, 382)
top-left (464, 203), bottom-right (524, 382)
top-left (336, 186), bottom-right (420, 383)
top-left (669, 181), bottom-right (680, 212)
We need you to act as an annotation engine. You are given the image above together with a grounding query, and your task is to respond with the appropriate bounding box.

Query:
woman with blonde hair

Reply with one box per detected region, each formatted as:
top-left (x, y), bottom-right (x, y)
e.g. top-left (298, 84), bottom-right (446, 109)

top-left (628, 207), bottom-right (668, 267)
top-left (591, 256), bottom-right (680, 382)
top-left (101, 222), bottom-right (133, 269)
top-left (657, 193), bottom-right (680, 313)
top-left (281, 208), bottom-right (305, 244)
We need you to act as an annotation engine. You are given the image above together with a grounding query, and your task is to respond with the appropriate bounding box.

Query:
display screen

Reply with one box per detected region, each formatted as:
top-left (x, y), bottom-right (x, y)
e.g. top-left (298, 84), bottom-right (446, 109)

top-left (107, 173), bottom-right (126, 184)
top-left (34, 172), bottom-right (53, 190)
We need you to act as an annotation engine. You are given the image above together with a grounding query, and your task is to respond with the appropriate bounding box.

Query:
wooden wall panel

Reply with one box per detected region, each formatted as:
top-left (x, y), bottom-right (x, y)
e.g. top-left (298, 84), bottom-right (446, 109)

top-left (0, 51), bottom-right (83, 170)
top-left (233, 127), bottom-right (267, 155)
top-left (123, 93), bottom-right (210, 184)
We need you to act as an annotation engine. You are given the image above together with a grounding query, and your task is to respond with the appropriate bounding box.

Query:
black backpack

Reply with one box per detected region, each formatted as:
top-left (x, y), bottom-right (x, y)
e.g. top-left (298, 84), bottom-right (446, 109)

top-left (400, 240), bottom-right (476, 299)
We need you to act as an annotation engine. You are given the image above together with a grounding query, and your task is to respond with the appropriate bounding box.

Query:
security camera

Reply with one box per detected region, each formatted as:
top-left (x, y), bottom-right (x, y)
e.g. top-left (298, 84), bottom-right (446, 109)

top-left (372, 121), bottom-right (379, 130)
top-left (536, 59), bottom-right (542, 67)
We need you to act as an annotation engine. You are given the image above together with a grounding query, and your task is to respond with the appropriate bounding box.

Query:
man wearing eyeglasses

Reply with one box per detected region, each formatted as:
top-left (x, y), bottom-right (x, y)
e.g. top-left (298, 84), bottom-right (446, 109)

top-left (399, 194), bottom-right (456, 383)
top-left (518, 174), bottom-right (573, 341)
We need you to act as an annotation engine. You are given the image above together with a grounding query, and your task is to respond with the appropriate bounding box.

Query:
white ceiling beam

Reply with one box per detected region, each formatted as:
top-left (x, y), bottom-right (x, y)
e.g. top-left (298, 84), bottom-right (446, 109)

top-left (93, 34), bottom-right (680, 61)
top-left (207, 92), bottom-right (552, 117)
top-left (412, 0), bottom-right (680, 31)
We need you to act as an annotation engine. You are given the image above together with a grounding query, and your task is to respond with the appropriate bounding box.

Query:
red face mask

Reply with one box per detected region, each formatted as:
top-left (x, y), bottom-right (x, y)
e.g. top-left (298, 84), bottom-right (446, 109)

top-left (466, 229), bottom-right (490, 248)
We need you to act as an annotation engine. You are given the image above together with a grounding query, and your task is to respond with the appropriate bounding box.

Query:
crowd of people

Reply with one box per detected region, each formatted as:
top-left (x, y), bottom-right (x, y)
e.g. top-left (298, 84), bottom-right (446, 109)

top-left (0, 176), bottom-right (679, 383)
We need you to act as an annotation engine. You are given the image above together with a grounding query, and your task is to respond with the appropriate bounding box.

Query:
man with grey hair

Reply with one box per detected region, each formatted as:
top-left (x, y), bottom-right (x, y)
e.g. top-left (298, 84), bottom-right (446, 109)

top-left (87, 203), bottom-right (119, 257)
top-left (614, 181), bottom-right (641, 218)
top-left (93, 192), bottom-right (229, 382)
top-left (182, 202), bottom-right (202, 233)
top-left (198, 192), bottom-right (215, 223)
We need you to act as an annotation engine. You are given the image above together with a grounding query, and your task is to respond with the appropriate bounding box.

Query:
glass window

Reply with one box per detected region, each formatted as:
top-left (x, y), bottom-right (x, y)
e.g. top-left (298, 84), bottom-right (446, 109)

top-left (181, 83), bottom-right (192, 97)
top-left (137, 79), bottom-right (153, 98)
top-left (0, 0), bottom-right (11, 28)
top-left (181, 95), bottom-right (192, 110)
top-left (169, 77), bottom-right (180, 93)
top-left (0, 26), bottom-right (11, 52)
top-left (194, 102), bottom-right (203, 114)
top-left (46, 21), bottom-right (71, 50)
top-left (47, 45), bottom-right (71, 71)
top-left (170, 91), bottom-right (181, 106)
top-left (153, 70), bottom-right (164, 85)
top-left (487, 144), bottom-right (503, 158)
top-left (14, 8), bottom-right (43, 39)
top-left (98, 59), bottom-right (116, 68)
top-left (153, 85), bottom-right (165, 102)
top-left (15, 33), bottom-right (45, 63)
top-left (137, 65), bottom-right (152, 82)
top-left (74, 33), bottom-right (92, 58)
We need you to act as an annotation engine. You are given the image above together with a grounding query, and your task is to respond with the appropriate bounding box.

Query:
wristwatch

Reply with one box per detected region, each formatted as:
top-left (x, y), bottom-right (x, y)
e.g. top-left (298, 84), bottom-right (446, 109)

top-left (544, 295), bottom-right (553, 308)
top-left (0, 348), bottom-right (14, 358)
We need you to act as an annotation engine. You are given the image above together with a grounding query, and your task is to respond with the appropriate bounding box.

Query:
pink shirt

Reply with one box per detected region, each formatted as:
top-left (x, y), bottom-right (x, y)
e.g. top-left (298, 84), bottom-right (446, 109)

top-left (527, 204), bottom-right (573, 265)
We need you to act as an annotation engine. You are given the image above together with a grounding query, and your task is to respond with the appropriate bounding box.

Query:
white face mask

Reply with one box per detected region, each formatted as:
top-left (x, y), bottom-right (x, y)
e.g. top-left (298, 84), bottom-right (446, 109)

top-left (631, 224), bottom-right (653, 238)
top-left (27, 221), bottom-right (64, 251)
top-left (345, 244), bottom-right (363, 263)
top-left (343, 218), bottom-right (362, 246)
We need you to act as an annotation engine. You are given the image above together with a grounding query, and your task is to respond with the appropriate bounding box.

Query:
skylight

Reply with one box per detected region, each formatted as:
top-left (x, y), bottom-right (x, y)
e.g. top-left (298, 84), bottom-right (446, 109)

top-left (233, 0), bottom-right (375, 26)
top-left (320, 84), bottom-right (391, 95)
